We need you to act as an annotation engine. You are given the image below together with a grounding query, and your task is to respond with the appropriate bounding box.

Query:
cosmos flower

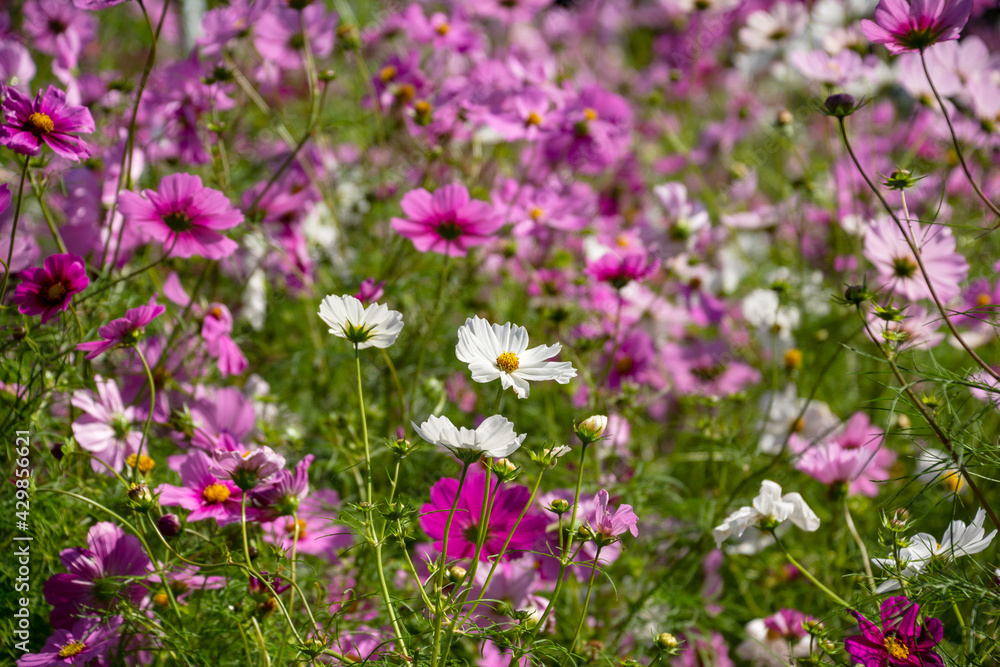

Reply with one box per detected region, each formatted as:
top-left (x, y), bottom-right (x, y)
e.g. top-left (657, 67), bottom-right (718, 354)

top-left (584, 251), bottom-right (659, 289)
top-left (844, 596), bottom-right (943, 667)
top-left (861, 0), bottom-right (972, 54)
top-left (863, 216), bottom-right (967, 302)
top-left (713, 480), bottom-right (820, 549)
top-left (76, 295), bottom-right (165, 359)
top-left (390, 184), bottom-right (503, 257)
top-left (14, 253), bottom-right (89, 324)
top-left (21, 0), bottom-right (95, 70)
top-left (70, 375), bottom-right (141, 476)
top-left (188, 387), bottom-right (256, 452)
top-left (872, 509), bottom-right (996, 593)
top-left (420, 472), bottom-right (547, 561)
top-left (17, 616), bottom-right (123, 667)
top-left (118, 173), bottom-right (244, 260)
top-left (42, 522), bottom-right (149, 629)
top-left (589, 489), bottom-right (639, 541)
top-left (455, 316), bottom-right (577, 399)
top-left (737, 609), bottom-right (816, 667)
top-left (201, 302), bottom-right (248, 377)
top-left (157, 451), bottom-right (247, 525)
top-left (0, 85), bottom-right (94, 160)
top-left (210, 445), bottom-right (286, 491)
top-left (412, 414), bottom-right (526, 459)
top-left (262, 489), bottom-right (354, 561)
top-left (317, 294), bottom-right (404, 349)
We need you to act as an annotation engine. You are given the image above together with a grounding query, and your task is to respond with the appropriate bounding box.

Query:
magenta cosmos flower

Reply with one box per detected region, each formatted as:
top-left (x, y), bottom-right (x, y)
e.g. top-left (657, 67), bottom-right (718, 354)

top-left (420, 472), bottom-right (547, 561)
top-left (43, 522), bottom-right (149, 629)
top-left (845, 596), bottom-right (944, 667)
top-left (13, 253), bottom-right (89, 324)
top-left (861, 0), bottom-right (973, 54)
top-left (0, 85), bottom-right (94, 160)
top-left (118, 173), bottom-right (244, 259)
top-left (18, 616), bottom-right (123, 667)
top-left (390, 184), bottom-right (503, 257)
top-left (863, 216), bottom-right (967, 302)
top-left (157, 451), bottom-right (247, 525)
top-left (77, 295), bottom-right (165, 359)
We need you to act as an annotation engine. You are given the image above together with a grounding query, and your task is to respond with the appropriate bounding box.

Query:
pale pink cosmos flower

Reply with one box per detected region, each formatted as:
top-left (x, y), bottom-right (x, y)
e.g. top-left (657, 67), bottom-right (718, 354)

top-left (391, 184), bottom-right (503, 257)
top-left (71, 375), bottom-right (141, 475)
top-left (589, 489), bottom-right (639, 541)
top-left (118, 173), bottom-right (244, 260)
top-left (863, 216), bottom-right (968, 302)
top-left (861, 0), bottom-right (973, 54)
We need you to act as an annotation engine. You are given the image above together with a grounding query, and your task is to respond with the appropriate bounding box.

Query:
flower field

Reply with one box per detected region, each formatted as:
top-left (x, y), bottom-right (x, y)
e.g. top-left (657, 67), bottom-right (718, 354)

top-left (3, 0), bottom-right (1000, 665)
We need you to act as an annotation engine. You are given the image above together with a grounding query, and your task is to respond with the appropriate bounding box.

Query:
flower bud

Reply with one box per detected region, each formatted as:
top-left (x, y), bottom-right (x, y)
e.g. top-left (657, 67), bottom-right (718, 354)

top-left (576, 415), bottom-right (608, 444)
top-left (547, 498), bottom-right (570, 514)
top-left (158, 513), bottom-right (182, 537)
top-left (824, 93), bottom-right (856, 117)
top-left (446, 565), bottom-right (467, 583)
top-left (126, 483), bottom-right (156, 513)
top-left (656, 633), bottom-right (679, 651)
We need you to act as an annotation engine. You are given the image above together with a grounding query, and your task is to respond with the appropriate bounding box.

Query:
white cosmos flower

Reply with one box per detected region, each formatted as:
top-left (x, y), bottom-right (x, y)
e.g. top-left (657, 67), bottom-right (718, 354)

top-left (318, 294), bottom-right (404, 349)
top-left (412, 414), bottom-right (526, 458)
top-left (873, 509), bottom-right (997, 593)
top-left (455, 316), bottom-right (577, 399)
top-left (713, 480), bottom-right (820, 549)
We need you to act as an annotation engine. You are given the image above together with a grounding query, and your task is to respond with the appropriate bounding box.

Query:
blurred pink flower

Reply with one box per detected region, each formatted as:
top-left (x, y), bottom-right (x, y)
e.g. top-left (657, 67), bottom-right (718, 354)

top-left (77, 295), bottom-right (166, 359)
top-left (391, 184), bottom-right (503, 257)
top-left (861, 0), bottom-right (972, 54)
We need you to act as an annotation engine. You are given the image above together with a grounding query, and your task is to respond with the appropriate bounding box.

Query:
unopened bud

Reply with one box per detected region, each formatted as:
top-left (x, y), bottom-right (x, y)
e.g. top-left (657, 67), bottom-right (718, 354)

top-left (548, 499), bottom-right (570, 514)
top-left (158, 513), bottom-right (182, 537)
top-left (446, 565), bottom-right (467, 583)
top-left (576, 415), bottom-right (608, 443)
top-left (656, 633), bottom-right (679, 651)
top-left (824, 93), bottom-right (857, 118)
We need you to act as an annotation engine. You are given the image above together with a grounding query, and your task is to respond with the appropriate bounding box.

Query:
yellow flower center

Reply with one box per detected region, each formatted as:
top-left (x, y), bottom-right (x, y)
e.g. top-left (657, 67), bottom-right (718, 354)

top-left (977, 293), bottom-right (991, 307)
top-left (58, 641), bottom-right (86, 658)
top-left (153, 592), bottom-right (170, 607)
top-left (202, 483), bottom-right (231, 504)
top-left (943, 470), bottom-right (964, 493)
top-left (526, 111), bottom-right (543, 126)
top-left (496, 351), bottom-right (520, 373)
top-left (529, 206), bottom-right (544, 221)
top-left (28, 112), bottom-right (55, 134)
top-left (46, 282), bottom-right (67, 302)
top-left (583, 107), bottom-right (598, 121)
top-left (126, 454), bottom-right (156, 473)
top-left (884, 636), bottom-right (910, 660)
top-left (379, 65), bottom-right (397, 82)
top-left (285, 518), bottom-right (308, 538)
top-left (436, 22), bottom-right (450, 35)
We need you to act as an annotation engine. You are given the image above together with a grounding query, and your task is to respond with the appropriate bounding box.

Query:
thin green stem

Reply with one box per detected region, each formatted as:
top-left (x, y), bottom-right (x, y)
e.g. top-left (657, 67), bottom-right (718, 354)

top-left (0, 158), bottom-right (31, 303)
top-left (133, 346), bottom-right (157, 486)
top-left (772, 532), bottom-right (849, 608)
top-left (568, 546), bottom-right (603, 656)
top-left (843, 498), bottom-right (875, 590)
top-left (430, 462), bottom-right (470, 667)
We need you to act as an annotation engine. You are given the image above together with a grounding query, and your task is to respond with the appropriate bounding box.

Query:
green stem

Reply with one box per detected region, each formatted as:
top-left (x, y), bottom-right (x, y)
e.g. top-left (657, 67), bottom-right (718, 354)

top-left (843, 498), bottom-right (875, 590)
top-left (568, 546), bottom-right (603, 656)
top-left (430, 462), bottom-right (470, 667)
top-left (0, 158), bottom-right (30, 303)
top-left (772, 532), bottom-right (849, 608)
top-left (133, 346), bottom-right (157, 486)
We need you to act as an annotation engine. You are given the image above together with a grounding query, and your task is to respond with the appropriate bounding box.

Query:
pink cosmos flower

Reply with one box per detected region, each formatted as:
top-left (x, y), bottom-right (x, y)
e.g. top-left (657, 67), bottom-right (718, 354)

top-left (253, 4), bottom-right (337, 70)
top-left (71, 375), bottom-right (141, 476)
top-left (263, 489), bottom-right (354, 561)
top-left (253, 454), bottom-right (313, 520)
top-left (118, 173), bottom-right (244, 260)
top-left (672, 631), bottom-right (735, 667)
top-left (861, 0), bottom-right (973, 54)
top-left (863, 216), bottom-right (967, 302)
top-left (0, 85), bottom-right (94, 160)
top-left (543, 85), bottom-right (633, 174)
top-left (391, 184), bottom-right (503, 257)
top-left (17, 616), bottom-right (123, 667)
top-left (585, 251), bottom-right (659, 289)
top-left (844, 596), bottom-right (944, 667)
top-left (465, 557), bottom-right (548, 629)
top-left (420, 472), bottom-right (547, 562)
top-left (589, 489), bottom-right (639, 541)
top-left (157, 451), bottom-right (247, 525)
top-left (73, 0), bottom-right (129, 9)
top-left (210, 445), bottom-right (285, 491)
top-left (188, 387), bottom-right (256, 452)
top-left (13, 253), bottom-right (89, 324)
top-left (42, 522), bottom-right (150, 629)
top-left (662, 340), bottom-right (761, 397)
top-left (355, 278), bottom-right (385, 305)
top-left (22, 0), bottom-right (95, 69)
top-left (201, 303), bottom-right (248, 377)
top-left (0, 41), bottom-right (36, 91)
top-left (76, 295), bottom-right (165, 359)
